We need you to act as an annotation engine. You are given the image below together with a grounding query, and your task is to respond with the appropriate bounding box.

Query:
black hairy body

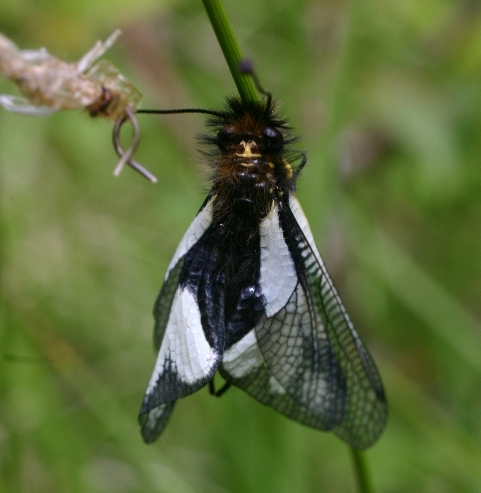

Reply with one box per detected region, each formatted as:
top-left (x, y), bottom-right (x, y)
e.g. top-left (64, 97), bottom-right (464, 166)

top-left (197, 97), bottom-right (305, 349)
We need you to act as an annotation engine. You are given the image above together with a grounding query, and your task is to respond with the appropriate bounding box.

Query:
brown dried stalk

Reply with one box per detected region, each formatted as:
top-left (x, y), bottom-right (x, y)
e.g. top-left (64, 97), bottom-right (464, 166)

top-left (0, 30), bottom-right (157, 182)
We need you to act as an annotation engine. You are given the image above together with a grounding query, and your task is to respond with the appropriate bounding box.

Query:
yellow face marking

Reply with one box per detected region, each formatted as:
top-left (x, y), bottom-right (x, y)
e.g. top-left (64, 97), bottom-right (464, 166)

top-left (235, 141), bottom-right (261, 158)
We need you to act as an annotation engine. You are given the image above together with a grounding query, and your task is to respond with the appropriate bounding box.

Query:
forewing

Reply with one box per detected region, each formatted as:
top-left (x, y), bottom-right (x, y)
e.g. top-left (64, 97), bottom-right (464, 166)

top-left (220, 204), bottom-right (338, 430)
top-left (258, 201), bottom-right (350, 430)
top-left (139, 196), bottom-right (225, 441)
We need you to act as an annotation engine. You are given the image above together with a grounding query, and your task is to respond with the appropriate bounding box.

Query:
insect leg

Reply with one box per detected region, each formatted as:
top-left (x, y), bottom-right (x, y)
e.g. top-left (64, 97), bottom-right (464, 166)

top-left (292, 152), bottom-right (307, 182)
top-left (208, 379), bottom-right (232, 397)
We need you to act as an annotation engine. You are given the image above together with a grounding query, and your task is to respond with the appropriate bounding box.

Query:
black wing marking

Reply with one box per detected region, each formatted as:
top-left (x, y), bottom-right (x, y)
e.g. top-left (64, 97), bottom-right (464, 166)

top-left (139, 402), bottom-right (176, 444)
top-left (139, 197), bottom-right (225, 442)
top-left (256, 280), bottom-right (349, 429)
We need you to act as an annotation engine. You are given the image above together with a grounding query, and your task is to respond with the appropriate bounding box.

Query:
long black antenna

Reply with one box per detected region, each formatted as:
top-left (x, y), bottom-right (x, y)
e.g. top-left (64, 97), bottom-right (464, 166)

top-left (136, 59), bottom-right (271, 117)
top-left (136, 108), bottom-right (224, 117)
top-left (237, 58), bottom-right (272, 108)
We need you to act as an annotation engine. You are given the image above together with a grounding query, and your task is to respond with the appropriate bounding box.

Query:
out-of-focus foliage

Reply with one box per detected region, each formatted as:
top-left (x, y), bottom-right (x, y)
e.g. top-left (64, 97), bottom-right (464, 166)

top-left (1, 0), bottom-right (481, 492)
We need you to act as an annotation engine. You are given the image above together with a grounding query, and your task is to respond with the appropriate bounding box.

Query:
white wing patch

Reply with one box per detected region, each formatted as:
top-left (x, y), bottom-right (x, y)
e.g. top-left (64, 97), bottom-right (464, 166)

top-left (222, 330), bottom-right (263, 379)
top-left (288, 195), bottom-right (324, 267)
top-left (223, 329), bottom-right (287, 396)
top-left (146, 287), bottom-right (219, 395)
top-left (259, 204), bottom-right (297, 317)
top-left (165, 197), bottom-right (214, 278)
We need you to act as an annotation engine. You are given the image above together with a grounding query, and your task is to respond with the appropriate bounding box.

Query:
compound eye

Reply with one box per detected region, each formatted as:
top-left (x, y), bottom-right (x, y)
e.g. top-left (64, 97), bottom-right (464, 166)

top-left (216, 126), bottom-right (237, 151)
top-left (262, 126), bottom-right (284, 151)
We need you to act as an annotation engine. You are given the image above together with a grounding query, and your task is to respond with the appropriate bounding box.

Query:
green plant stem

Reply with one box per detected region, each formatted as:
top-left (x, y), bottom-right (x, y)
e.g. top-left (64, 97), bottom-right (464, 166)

top-left (201, 0), bottom-right (257, 103)
top-left (350, 448), bottom-right (374, 493)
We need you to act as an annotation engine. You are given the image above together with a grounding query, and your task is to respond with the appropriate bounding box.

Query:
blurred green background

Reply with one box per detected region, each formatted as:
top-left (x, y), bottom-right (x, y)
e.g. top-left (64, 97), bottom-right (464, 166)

top-left (2, 0), bottom-right (481, 492)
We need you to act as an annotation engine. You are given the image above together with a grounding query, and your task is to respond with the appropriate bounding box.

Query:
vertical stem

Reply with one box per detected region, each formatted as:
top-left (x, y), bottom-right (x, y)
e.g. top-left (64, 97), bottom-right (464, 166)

top-left (350, 448), bottom-right (374, 493)
top-left (201, 0), bottom-right (257, 103)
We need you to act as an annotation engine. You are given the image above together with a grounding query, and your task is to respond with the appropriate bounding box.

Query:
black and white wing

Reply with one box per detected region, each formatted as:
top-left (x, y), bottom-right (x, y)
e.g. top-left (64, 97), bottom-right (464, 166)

top-left (220, 195), bottom-right (387, 449)
top-left (139, 196), bottom-right (225, 443)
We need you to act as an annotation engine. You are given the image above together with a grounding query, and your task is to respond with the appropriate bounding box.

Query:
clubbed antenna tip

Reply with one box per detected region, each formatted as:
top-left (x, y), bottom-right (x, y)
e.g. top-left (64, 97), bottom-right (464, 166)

top-left (237, 59), bottom-right (272, 107)
top-left (238, 58), bottom-right (254, 74)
